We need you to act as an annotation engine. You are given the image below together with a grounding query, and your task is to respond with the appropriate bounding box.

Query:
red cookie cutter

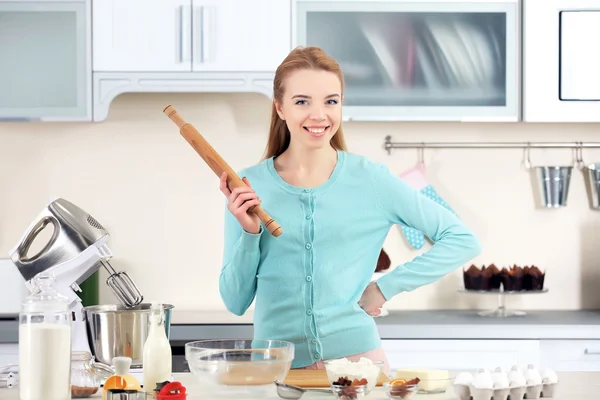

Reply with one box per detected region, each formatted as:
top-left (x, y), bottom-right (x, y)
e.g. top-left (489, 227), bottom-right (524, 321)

top-left (157, 381), bottom-right (187, 400)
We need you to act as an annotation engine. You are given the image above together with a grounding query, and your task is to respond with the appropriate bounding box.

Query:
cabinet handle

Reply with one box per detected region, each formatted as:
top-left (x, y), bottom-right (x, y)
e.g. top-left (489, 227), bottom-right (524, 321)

top-left (584, 348), bottom-right (600, 355)
top-left (193, 6), bottom-right (203, 64)
top-left (181, 5), bottom-right (191, 63)
top-left (176, 5), bottom-right (183, 63)
top-left (194, 5), bottom-right (215, 64)
top-left (202, 6), bottom-right (215, 63)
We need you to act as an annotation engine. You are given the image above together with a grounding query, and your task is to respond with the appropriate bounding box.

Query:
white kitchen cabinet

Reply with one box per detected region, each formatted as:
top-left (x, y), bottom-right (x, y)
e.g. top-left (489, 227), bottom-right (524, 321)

top-left (294, 0), bottom-right (520, 122)
top-left (191, 0), bottom-right (291, 72)
top-left (92, 0), bottom-right (291, 73)
top-left (541, 340), bottom-right (600, 371)
top-left (381, 340), bottom-right (541, 371)
top-left (0, 0), bottom-right (91, 121)
top-left (523, 0), bottom-right (600, 122)
top-left (92, 0), bottom-right (192, 72)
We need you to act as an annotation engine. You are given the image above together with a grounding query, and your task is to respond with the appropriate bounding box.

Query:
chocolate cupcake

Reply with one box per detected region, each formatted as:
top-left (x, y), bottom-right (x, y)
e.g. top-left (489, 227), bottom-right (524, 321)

top-left (488, 264), bottom-right (502, 290)
top-left (508, 265), bottom-right (524, 291)
top-left (375, 248), bottom-right (391, 273)
top-left (499, 267), bottom-right (513, 291)
top-left (479, 266), bottom-right (494, 291)
top-left (524, 266), bottom-right (545, 290)
top-left (464, 265), bottom-right (482, 290)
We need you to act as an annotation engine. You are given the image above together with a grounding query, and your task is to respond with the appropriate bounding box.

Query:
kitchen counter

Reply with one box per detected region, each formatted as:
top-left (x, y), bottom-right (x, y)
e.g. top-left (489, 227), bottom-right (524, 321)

top-left (168, 310), bottom-right (600, 342)
top-left (1, 310), bottom-right (600, 343)
top-left (0, 371), bottom-right (598, 399)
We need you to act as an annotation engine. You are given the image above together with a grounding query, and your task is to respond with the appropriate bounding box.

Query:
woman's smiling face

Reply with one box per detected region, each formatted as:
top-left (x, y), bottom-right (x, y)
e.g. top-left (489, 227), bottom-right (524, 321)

top-left (275, 68), bottom-right (343, 151)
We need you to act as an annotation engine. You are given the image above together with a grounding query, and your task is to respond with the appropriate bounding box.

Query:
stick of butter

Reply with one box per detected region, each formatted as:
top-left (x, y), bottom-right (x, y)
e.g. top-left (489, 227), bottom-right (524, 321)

top-left (395, 368), bottom-right (449, 392)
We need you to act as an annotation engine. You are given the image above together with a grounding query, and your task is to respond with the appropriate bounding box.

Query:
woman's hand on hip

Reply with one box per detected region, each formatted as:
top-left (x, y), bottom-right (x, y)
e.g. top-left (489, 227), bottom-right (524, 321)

top-left (359, 282), bottom-right (386, 316)
top-left (220, 172), bottom-right (261, 234)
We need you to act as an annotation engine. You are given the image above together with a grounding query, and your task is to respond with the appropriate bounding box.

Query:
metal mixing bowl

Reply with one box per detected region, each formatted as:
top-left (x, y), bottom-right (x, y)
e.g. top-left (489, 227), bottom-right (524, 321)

top-left (185, 339), bottom-right (294, 395)
top-left (83, 303), bottom-right (174, 367)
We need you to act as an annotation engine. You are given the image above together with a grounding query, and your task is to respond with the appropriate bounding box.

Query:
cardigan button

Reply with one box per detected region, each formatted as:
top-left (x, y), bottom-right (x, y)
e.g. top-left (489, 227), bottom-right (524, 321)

top-left (314, 352), bottom-right (321, 360)
top-left (305, 243), bottom-right (312, 250)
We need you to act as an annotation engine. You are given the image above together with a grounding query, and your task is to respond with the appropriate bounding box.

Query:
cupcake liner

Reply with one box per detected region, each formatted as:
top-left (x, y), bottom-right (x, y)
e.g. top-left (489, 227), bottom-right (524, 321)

top-left (500, 274), bottom-right (514, 291)
top-left (490, 274), bottom-right (503, 290)
top-left (509, 275), bottom-right (524, 291)
top-left (464, 273), bottom-right (475, 290)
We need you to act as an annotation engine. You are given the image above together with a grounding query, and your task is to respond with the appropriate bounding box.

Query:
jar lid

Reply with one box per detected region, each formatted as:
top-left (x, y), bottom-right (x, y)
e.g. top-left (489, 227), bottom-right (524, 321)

top-left (21, 273), bottom-right (69, 313)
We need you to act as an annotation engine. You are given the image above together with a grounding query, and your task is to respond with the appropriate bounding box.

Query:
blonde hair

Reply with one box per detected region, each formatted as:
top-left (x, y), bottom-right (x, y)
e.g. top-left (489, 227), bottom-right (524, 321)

top-left (262, 46), bottom-right (348, 160)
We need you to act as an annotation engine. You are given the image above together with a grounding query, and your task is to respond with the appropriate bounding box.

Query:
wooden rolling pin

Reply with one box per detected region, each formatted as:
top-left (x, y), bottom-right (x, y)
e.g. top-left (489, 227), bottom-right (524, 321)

top-left (163, 105), bottom-right (282, 237)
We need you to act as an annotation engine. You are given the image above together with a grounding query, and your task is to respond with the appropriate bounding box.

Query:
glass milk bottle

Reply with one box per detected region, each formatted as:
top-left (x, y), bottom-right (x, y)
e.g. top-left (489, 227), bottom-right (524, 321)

top-left (142, 302), bottom-right (172, 394)
top-left (19, 274), bottom-right (72, 400)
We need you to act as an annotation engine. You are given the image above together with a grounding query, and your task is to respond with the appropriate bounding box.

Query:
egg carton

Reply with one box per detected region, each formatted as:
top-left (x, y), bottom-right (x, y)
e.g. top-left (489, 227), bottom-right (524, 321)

top-left (454, 382), bottom-right (559, 400)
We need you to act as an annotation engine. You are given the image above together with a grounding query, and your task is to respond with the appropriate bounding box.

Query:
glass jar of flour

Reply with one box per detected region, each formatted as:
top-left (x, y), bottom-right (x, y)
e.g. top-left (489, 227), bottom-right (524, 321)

top-left (19, 274), bottom-right (72, 400)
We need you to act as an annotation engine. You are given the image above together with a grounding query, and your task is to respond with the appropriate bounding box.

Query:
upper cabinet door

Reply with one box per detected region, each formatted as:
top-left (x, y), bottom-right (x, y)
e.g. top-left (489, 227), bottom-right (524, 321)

top-left (92, 0), bottom-right (192, 72)
top-left (0, 1), bottom-right (91, 121)
top-left (524, 0), bottom-right (600, 122)
top-left (191, 0), bottom-right (291, 72)
top-left (294, 0), bottom-right (519, 122)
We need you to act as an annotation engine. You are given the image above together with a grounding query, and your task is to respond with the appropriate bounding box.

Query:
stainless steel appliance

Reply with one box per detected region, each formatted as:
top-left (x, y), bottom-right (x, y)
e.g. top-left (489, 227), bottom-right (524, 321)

top-left (8, 197), bottom-right (144, 356)
top-left (83, 303), bottom-right (174, 368)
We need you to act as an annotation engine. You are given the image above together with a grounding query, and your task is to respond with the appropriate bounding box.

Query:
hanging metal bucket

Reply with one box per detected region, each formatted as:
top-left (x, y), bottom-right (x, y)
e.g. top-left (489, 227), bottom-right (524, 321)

top-left (584, 163), bottom-right (600, 210)
top-left (531, 166), bottom-right (573, 208)
top-left (523, 145), bottom-right (573, 208)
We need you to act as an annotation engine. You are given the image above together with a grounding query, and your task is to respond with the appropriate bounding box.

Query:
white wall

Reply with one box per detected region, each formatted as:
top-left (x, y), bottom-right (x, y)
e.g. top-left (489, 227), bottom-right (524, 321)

top-left (1, 92), bottom-right (599, 313)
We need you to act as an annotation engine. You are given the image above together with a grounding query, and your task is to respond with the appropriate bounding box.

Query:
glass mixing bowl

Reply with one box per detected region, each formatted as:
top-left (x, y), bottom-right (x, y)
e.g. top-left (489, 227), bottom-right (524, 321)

top-left (185, 339), bottom-right (294, 395)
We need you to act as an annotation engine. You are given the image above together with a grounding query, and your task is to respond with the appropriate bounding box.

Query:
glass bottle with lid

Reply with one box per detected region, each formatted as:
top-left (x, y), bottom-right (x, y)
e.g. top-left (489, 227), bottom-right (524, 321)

top-left (19, 273), bottom-right (72, 400)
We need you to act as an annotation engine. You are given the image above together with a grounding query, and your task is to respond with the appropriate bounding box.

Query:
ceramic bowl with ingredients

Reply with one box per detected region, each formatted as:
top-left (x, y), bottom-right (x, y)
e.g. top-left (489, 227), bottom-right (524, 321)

top-left (324, 357), bottom-right (384, 394)
top-left (185, 339), bottom-right (294, 395)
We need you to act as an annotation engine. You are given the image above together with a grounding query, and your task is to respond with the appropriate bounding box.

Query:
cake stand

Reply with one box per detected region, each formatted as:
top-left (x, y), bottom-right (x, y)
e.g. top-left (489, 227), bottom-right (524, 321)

top-left (457, 288), bottom-right (549, 317)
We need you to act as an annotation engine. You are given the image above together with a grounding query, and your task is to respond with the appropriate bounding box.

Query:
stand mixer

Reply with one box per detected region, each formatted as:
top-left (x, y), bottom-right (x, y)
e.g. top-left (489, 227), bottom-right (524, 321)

top-left (8, 197), bottom-right (144, 355)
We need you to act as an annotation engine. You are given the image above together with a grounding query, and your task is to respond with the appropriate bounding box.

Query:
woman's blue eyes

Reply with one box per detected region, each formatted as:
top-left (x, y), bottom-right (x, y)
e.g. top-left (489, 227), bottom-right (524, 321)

top-left (295, 100), bottom-right (338, 105)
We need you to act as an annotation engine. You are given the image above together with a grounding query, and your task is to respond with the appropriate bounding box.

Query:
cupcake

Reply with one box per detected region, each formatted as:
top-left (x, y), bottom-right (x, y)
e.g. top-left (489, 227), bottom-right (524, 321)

top-left (524, 266), bottom-right (545, 291)
top-left (540, 368), bottom-right (558, 397)
top-left (464, 265), bottom-right (483, 290)
top-left (453, 372), bottom-right (473, 400)
top-left (464, 264), bottom-right (483, 290)
top-left (488, 264), bottom-right (502, 290)
top-left (480, 266), bottom-right (494, 290)
top-left (499, 267), bottom-right (513, 291)
top-left (469, 369), bottom-right (494, 400)
top-left (491, 368), bottom-right (510, 400)
top-left (523, 365), bottom-right (543, 399)
top-left (508, 366), bottom-right (526, 400)
top-left (508, 266), bottom-right (525, 291)
top-left (375, 248), bottom-right (391, 272)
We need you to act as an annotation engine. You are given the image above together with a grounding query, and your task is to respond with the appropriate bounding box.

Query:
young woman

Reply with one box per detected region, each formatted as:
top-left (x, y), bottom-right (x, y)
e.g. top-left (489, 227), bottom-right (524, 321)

top-left (218, 46), bottom-right (481, 372)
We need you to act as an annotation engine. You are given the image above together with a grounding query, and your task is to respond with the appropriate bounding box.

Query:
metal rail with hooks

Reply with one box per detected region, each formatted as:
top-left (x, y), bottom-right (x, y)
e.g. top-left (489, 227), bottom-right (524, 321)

top-left (383, 135), bottom-right (600, 155)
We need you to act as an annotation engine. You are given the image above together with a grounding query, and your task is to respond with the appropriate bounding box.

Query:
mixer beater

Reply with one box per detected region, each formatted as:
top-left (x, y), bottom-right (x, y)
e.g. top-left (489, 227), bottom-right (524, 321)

top-left (101, 259), bottom-right (143, 308)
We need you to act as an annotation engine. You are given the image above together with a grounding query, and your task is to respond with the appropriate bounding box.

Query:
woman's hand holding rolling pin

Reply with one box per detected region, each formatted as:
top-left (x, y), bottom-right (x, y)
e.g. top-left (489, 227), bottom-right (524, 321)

top-left (220, 172), bottom-right (262, 234)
